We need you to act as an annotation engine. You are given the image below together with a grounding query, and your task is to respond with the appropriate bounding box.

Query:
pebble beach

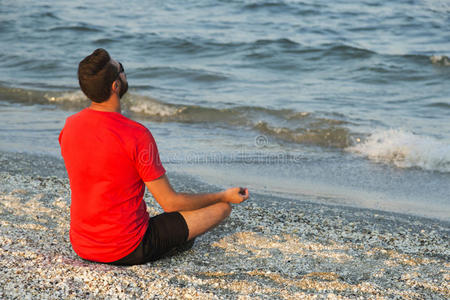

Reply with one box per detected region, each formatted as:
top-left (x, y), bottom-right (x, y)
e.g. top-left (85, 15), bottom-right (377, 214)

top-left (2, 0), bottom-right (450, 298)
top-left (0, 151), bottom-right (448, 299)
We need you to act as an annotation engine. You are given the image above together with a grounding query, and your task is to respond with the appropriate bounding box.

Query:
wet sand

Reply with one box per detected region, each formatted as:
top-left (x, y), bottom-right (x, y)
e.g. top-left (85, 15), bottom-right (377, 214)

top-left (0, 151), bottom-right (449, 299)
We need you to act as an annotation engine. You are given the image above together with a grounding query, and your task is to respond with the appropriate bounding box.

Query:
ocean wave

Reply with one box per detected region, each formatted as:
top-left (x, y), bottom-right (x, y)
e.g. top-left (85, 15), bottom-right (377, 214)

top-left (426, 102), bottom-right (450, 109)
top-left (0, 85), bottom-right (47, 105)
top-left (136, 35), bottom-right (410, 72)
top-left (254, 121), bottom-right (352, 148)
top-left (132, 66), bottom-right (229, 82)
top-left (347, 129), bottom-right (450, 173)
top-left (125, 99), bottom-right (247, 125)
top-left (0, 85), bottom-right (88, 108)
top-left (140, 36), bottom-right (207, 54)
top-left (0, 84), bottom-right (357, 149)
top-left (430, 55), bottom-right (450, 66)
top-left (324, 44), bottom-right (375, 59)
top-left (129, 100), bottom-right (354, 148)
top-left (124, 95), bottom-right (185, 117)
top-left (145, 35), bottom-right (302, 57)
top-left (252, 38), bottom-right (299, 47)
top-left (143, 35), bottom-right (404, 66)
top-left (44, 91), bottom-right (87, 104)
top-left (31, 11), bottom-right (60, 20)
top-left (49, 24), bottom-right (103, 33)
top-left (93, 38), bottom-right (116, 45)
top-left (243, 1), bottom-right (291, 11)
top-left (241, 1), bottom-right (321, 15)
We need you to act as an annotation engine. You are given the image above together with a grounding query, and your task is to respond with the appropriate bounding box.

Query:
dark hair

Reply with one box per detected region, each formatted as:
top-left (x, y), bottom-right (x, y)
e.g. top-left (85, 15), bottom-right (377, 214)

top-left (78, 48), bottom-right (118, 103)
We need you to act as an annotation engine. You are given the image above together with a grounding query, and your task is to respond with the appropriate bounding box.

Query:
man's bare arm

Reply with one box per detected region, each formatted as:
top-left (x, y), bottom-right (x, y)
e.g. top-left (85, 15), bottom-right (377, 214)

top-left (145, 174), bottom-right (249, 212)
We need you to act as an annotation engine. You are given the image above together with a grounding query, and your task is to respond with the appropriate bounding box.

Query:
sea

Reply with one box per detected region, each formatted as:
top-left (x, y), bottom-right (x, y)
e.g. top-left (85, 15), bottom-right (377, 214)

top-left (1, 0), bottom-right (449, 220)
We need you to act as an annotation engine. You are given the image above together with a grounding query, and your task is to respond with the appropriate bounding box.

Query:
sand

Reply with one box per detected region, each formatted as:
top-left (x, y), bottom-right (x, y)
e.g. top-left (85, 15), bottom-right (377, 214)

top-left (0, 151), bottom-right (449, 299)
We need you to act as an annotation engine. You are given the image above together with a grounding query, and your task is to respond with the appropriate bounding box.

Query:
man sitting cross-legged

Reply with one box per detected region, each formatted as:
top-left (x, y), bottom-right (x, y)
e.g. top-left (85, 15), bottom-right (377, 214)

top-left (59, 48), bottom-right (249, 265)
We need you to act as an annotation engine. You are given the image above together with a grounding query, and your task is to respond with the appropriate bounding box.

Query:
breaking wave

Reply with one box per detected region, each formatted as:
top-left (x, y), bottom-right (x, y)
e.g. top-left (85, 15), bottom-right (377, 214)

top-left (347, 129), bottom-right (450, 173)
top-left (430, 55), bottom-right (450, 66)
top-left (0, 85), bottom-right (356, 149)
top-left (254, 121), bottom-right (352, 148)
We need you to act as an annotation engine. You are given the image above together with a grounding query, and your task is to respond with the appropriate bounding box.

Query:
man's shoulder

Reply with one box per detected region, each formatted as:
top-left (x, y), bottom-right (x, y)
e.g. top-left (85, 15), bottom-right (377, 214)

top-left (106, 113), bottom-right (155, 146)
top-left (116, 114), bottom-right (149, 135)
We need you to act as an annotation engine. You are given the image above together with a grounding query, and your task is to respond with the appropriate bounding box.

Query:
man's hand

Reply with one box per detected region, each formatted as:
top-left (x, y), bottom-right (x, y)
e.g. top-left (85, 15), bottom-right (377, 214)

top-left (146, 175), bottom-right (249, 212)
top-left (222, 187), bottom-right (250, 204)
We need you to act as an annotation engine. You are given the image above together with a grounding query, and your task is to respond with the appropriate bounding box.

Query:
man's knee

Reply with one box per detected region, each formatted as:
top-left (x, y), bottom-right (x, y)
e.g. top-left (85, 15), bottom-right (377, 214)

top-left (219, 202), bottom-right (232, 219)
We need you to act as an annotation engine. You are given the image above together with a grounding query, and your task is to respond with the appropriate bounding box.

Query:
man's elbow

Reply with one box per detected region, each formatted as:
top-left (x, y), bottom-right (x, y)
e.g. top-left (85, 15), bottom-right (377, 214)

top-left (159, 193), bottom-right (182, 213)
top-left (161, 204), bottom-right (178, 213)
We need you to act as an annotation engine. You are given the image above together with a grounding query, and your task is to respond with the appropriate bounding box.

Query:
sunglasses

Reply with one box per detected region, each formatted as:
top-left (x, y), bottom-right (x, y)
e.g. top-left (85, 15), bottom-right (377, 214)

top-left (117, 62), bottom-right (125, 78)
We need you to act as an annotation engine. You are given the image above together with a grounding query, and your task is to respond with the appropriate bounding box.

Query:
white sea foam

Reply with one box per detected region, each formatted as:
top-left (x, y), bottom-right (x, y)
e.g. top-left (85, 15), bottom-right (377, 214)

top-left (43, 91), bottom-right (185, 117)
top-left (430, 55), bottom-right (450, 66)
top-left (347, 129), bottom-right (450, 172)
top-left (44, 91), bottom-right (87, 103)
top-left (128, 98), bottom-right (185, 117)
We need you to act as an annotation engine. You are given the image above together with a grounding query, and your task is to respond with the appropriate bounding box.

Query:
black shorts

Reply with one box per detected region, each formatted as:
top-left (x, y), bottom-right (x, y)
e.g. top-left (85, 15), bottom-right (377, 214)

top-left (109, 212), bottom-right (191, 266)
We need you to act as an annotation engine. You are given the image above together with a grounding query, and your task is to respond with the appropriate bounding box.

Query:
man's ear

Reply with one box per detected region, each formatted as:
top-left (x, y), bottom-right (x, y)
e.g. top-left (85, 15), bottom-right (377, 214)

top-left (111, 80), bottom-right (119, 93)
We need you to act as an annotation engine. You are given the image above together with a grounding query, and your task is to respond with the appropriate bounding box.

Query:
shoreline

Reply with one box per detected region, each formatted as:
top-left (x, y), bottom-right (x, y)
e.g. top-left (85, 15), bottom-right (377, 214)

top-left (0, 151), bottom-right (449, 298)
top-left (1, 150), bottom-right (448, 226)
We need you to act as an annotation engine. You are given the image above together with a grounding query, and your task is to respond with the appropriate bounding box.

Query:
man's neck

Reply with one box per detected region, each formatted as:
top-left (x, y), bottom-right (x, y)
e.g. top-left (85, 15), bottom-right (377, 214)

top-left (89, 95), bottom-right (121, 113)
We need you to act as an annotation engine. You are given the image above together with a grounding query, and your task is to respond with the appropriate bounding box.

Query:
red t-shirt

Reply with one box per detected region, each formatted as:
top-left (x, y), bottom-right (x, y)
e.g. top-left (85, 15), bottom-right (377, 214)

top-left (58, 108), bottom-right (165, 262)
